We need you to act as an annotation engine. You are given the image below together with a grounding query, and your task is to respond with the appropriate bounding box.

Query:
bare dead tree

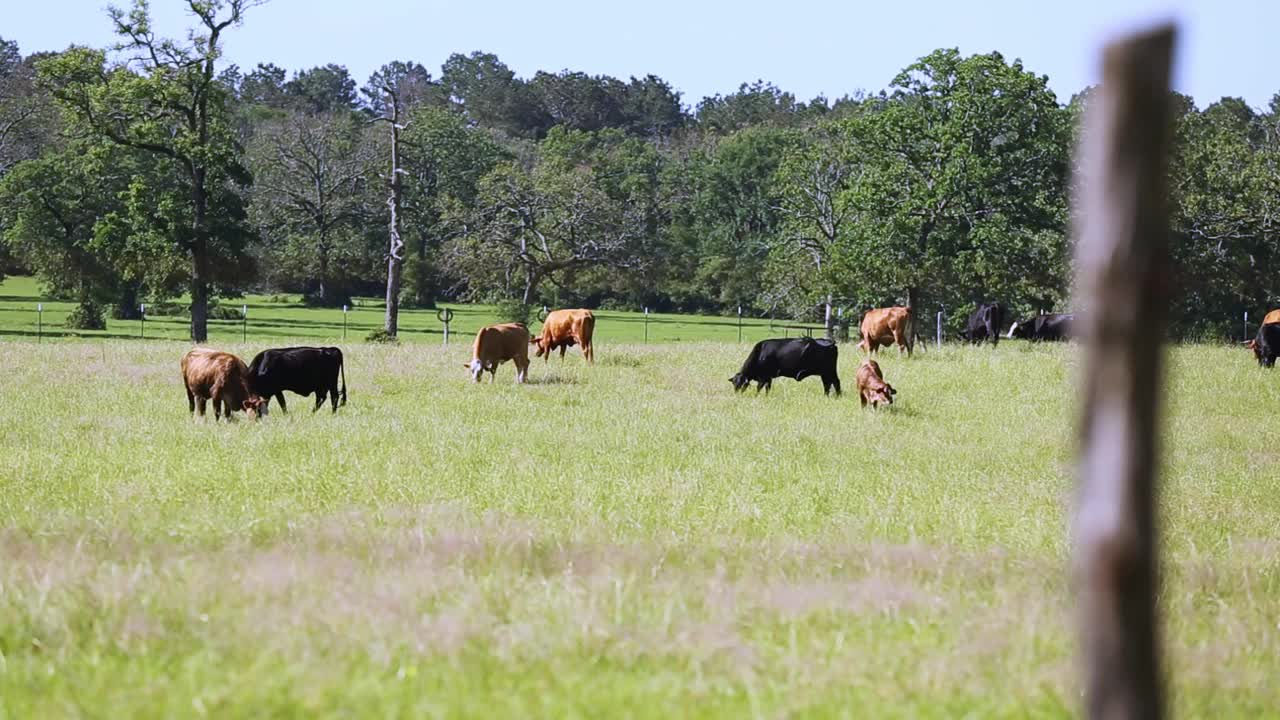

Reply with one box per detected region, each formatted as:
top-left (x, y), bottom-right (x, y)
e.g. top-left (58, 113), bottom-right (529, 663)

top-left (369, 73), bottom-right (407, 336)
top-left (1072, 23), bottom-right (1177, 720)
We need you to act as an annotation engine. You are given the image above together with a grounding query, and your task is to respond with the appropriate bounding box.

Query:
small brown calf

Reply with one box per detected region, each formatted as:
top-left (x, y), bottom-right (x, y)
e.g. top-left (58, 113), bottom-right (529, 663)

top-left (856, 359), bottom-right (897, 408)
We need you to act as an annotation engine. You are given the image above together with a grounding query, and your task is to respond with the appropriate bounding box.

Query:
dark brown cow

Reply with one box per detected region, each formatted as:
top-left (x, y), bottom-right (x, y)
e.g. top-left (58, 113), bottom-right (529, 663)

top-left (532, 309), bottom-right (595, 364)
top-left (181, 348), bottom-right (266, 421)
top-left (855, 359), bottom-right (897, 408)
top-left (858, 307), bottom-right (914, 356)
top-left (465, 323), bottom-right (531, 383)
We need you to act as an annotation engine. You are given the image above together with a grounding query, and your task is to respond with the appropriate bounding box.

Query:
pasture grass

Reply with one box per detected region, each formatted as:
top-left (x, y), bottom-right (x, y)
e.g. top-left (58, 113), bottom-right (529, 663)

top-left (0, 275), bottom-right (813, 345)
top-left (1, 337), bottom-right (1279, 718)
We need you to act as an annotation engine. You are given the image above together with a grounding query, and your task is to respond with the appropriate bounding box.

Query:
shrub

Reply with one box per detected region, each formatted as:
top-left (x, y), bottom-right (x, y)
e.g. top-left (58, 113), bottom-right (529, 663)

top-left (64, 301), bottom-right (107, 330)
top-left (494, 299), bottom-right (532, 326)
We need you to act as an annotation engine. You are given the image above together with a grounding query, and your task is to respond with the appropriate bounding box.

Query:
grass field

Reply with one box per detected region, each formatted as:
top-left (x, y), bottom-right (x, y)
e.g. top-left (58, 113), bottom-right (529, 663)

top-left (2, 282), bottom-right (1280, 717)
top-left (0, 276), bottom-right (818, 345)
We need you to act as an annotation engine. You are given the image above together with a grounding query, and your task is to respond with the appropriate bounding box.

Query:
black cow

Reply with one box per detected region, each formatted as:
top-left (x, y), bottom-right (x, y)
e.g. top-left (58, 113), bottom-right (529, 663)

top-left (1248, 323), bottom-right (1280, 368)
top-left (730, 337), bottom-right (841, 396)
top-left (960, 302), bottom-right (1006, 346)
top-left (1007, 313), bottom-right (1074, 342)
top-left (247, 346), bottom-right (347, 413)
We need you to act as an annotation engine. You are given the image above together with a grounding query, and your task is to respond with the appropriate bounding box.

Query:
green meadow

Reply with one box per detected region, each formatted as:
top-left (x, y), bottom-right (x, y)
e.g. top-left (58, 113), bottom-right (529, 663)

top-left (1, 277), bottom-right (1279, 717)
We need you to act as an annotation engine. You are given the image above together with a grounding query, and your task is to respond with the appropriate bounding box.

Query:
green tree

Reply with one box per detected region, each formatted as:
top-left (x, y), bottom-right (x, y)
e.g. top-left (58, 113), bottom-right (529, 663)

top-left (285, 64), bottom-right (359, 114)
top-left (0, 143), bottom-right (127, 326)
top-left (37, 0), bottom-right (261, 341)
top-left (399, 106), bottom-right (505, 307)
top-left (827, 50), bottom-right (1070, 317)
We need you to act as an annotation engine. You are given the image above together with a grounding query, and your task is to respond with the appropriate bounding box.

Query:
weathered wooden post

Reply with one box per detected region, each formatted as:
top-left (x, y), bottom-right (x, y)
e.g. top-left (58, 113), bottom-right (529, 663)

top-left (36, 303), bottom-right (42, 343)
top-left (1072, 23), bottom-right (1176, 720)
top-left (1243, 310), bottom-right (1249, 342)
top-left (139, 304), bottom-right (146, 340)
top-left (737, 305), bottom-right (743, 343)
top-left (644, 307), bottom-right (649, 344)
top-left (241, 304), bottom-right (247, 342)
top-left (437, 308), bottom-right (454, 346)
top-left (936, 310), bottom-right (943, 349)
top-left (342, 305), bottom-right (348, 340)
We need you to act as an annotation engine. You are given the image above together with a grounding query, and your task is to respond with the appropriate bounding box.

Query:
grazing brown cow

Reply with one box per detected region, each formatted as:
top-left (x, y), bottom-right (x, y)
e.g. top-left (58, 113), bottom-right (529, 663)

top-left (856, 359), bottom-right (897, 408)
top-left (857, 306), bottom-right (915, 356)
top-left (465, 323), bottom-right (531, 383)
top-left (1264, 309), bottom-right (1280, 326)
top-left (181, 348), bottom-right (267, 421)
top-left (532, 309), bottom-right (595, 364)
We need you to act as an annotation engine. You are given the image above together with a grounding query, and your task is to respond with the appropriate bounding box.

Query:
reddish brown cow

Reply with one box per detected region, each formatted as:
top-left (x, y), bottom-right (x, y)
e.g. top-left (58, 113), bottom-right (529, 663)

top-left (465, 323), bottom-right (531, 383)
top-left (857, 306), bottom-right (915, 356)
top-left (1264, 309), bottom-right (1280, 326)
top-left (531, 309), bottom-right (595, 364)
top-left (856, 359), bottom-right (897, 408)
top-left (181, 348), bottom-right (266, 421)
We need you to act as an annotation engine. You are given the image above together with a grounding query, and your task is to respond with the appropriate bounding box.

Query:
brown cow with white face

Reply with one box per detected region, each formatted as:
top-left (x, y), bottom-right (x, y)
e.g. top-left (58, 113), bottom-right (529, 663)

top-left (181, 348), bottom-right (267, 421)
top-left (856, 359), bottom-right (897, 408)
top-left (858, 306), bottom-right (914, 356)
top-left (531, 309), bottom-right (595, 364)
top-left (465, 323), bottom-right (531, 383)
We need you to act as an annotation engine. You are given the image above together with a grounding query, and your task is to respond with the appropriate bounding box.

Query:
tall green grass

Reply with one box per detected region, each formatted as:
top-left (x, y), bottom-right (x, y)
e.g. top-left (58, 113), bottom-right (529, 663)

top-left (0, 339), bottom-right (1277, 717)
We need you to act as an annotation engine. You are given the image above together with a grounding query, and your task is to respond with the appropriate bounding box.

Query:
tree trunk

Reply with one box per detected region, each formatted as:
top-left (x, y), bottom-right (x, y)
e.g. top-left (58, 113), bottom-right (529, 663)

top-left (906, 286), bottom-right (919, 354)
top-left (317, 232), bottom-right (329, 302)
top-left (190, 169), bottom-right (210, 343)
top-left (383, 97), bottom-right (404, 336)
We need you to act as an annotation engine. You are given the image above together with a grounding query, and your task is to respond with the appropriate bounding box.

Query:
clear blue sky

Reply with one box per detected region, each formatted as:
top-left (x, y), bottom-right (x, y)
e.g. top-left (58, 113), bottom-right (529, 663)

top-left (7, 0), bottom-right (1276, 110)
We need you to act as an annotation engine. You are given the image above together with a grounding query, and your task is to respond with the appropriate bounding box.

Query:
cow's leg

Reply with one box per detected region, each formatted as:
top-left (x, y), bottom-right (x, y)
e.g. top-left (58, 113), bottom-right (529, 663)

top-left (185, 384), bottom-right (195, 415)
top-left (314, 391), bottom-right (326, 412)
top-left (276, 393), bottom-right (288, 414)
top-left (826, 374), bottom-right (841, 397)
top-left (196, 396), bottom-right (208, 418)
top-left (559, 345), bottom-right (566, 361)
top-left (213, 394), bottom-right (223, 421)
top-left (329, 380), bottom-right (340, 412)
top-left (860, 392), bottom-right (867, 407)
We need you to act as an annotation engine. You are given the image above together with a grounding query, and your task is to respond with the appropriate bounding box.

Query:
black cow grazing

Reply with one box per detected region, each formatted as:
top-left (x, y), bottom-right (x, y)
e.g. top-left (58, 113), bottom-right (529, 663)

top-left (961, 302), bottom-right (1006, 346)
top-left (247, 346), bottom-right (347, 413)
top-left (1248, 323), bottom-right (1280, 368)
top-left (1007, 313), bottom-right (1074, 342)
top-left (730, 337), bottom-right (841, 396)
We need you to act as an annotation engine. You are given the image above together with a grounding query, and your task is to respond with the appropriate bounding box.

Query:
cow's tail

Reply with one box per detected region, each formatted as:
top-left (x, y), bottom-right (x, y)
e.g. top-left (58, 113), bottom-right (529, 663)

top-left (339, 352), bottom-right (348, 406)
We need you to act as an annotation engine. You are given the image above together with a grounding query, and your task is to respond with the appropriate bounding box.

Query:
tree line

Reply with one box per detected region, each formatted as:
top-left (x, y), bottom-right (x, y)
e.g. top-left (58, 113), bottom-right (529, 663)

top-left (1, 0), bottom-right (1277, 341)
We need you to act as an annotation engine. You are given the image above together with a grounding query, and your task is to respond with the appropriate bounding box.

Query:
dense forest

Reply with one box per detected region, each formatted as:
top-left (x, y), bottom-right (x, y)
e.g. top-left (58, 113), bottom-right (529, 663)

top-left (2, 1), bottom-right (1278, 340)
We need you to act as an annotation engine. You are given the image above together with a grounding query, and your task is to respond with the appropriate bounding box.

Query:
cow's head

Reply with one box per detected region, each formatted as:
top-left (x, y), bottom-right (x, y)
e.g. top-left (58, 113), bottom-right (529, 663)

top-left (729, 373), bottom-right (750, 392)
top-left (530, 336), bottom-right (546, 358)
top-left (1244, 338), bottom-right (1263, 363)
top-left (464, 359), bottom-right (485, 382)
top-left (866, 383), bottom-right (896, 408)
top-left (1008, 321), bottom-right (1033, 340)
top-left (242, 394), bottom-right (267, 420)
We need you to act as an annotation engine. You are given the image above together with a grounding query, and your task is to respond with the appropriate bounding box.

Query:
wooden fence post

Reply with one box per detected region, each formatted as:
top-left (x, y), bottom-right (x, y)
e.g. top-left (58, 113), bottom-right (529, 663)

top-left (1072, 23), bottom-right (1176, 720)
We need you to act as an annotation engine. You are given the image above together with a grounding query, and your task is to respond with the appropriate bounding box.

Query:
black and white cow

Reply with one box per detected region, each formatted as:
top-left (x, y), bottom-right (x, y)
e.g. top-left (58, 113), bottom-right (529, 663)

top-left (960, 302), bottom-right (1006, 346)
top-left (730, 337), bottom-right (841, 396)
top-left (1007, 313), bottom-right (1074, 342)
top-left (247, 346), bottom-right (347, 413)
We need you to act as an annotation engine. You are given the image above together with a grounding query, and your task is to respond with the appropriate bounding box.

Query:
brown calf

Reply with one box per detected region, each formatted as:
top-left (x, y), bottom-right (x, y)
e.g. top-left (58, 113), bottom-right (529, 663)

top-left (532, 309), bottom-right (595, 364)
top-left (465, 323), bottom-right (531, 383)
top-left (181, 348), bottom-right (266, 421)
top-left (856, 359), bottom-right (897, 408)
top-left (858, 306), bottom-right (914, 356)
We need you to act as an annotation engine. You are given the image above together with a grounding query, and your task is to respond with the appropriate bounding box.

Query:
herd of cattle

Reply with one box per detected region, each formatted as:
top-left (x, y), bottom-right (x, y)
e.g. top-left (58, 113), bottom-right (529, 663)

top-left (177, 303), bottom-right (1280, 421)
